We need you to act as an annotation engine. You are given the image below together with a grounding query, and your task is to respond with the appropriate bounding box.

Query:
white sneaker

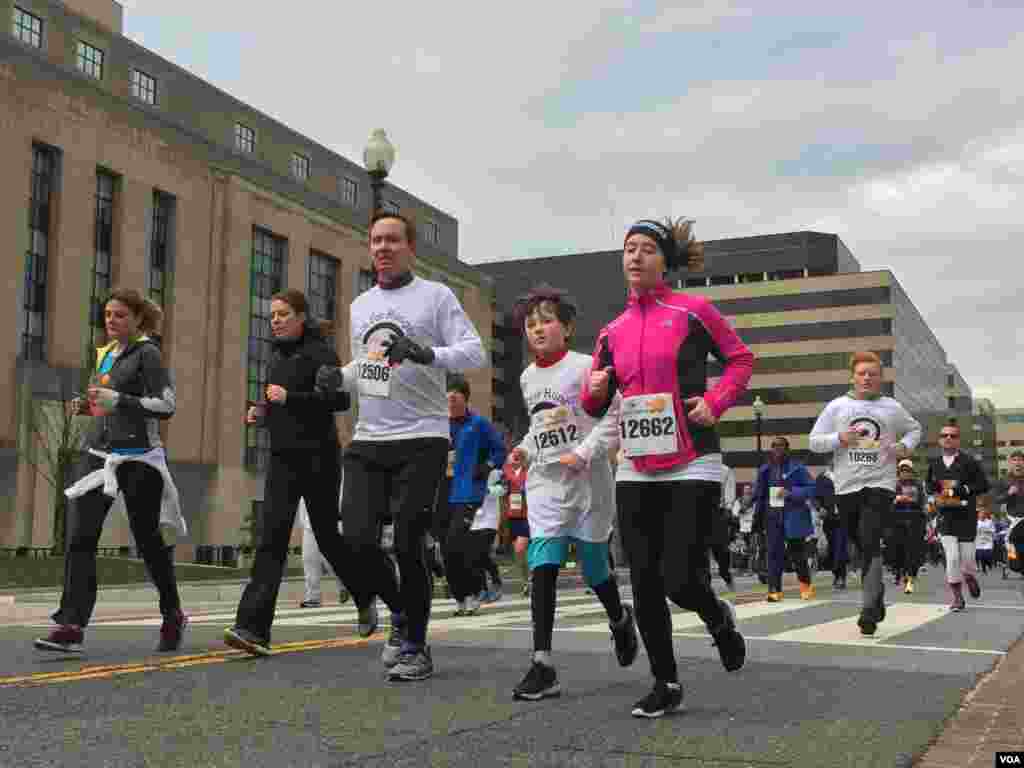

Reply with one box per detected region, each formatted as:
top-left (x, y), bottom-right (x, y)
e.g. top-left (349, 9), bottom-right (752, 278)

top-left (464, 595), bottom-right (481, 615)
top-left (453, 600), bottom-right (466, 616)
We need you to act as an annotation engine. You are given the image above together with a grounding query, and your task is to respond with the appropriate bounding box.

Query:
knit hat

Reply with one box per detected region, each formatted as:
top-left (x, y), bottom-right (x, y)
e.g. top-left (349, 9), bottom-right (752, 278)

top-left (625, 219), bottom-right (680, 271)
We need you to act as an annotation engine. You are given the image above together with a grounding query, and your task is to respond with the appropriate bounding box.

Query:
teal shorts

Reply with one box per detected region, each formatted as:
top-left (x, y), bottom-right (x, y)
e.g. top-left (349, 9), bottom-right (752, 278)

top-left (527, 536), bottom-right (611, 587)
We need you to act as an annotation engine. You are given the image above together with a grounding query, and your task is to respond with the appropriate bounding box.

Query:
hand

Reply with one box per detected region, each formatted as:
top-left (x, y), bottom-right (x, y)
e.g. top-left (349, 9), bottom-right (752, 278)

top-left (558, 452), bottom-right (584, 471)
top-left (890, 442), bottom-right (911, 460)
top-left (266, 384), bottom-right (288, 404)
top-left (507, 448), bottom-right (526, 470)
top-left (1009, 485), bottom-right (1019, 496)
top-left (68, 397), bottom-right (91, 416)
top-left (382, 334), bottom-right (434, 366)
top-left (589, 367), bottom-right (613, 400)
top-left (246, 405), bottom-right (265, 425)
top-left (88, 386), bottom-right (118, 411)
top-left (956, 484), bottom-right (972, 499)
top-left (316, 365), bottom-right (344, 391)
top-left (684, 396), bottom-right (717, 426)
top-left (838, 429), bottom-right (861, 447)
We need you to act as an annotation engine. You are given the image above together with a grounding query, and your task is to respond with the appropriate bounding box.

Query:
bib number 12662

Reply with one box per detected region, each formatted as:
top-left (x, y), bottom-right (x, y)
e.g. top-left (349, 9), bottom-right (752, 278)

top-left (620, 394), bottom-right (677, 458)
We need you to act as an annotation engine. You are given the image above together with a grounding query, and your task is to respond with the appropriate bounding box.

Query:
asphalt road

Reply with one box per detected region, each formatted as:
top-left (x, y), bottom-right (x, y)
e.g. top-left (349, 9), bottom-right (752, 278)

top-left (1, 566), bottom-right (1022, 768)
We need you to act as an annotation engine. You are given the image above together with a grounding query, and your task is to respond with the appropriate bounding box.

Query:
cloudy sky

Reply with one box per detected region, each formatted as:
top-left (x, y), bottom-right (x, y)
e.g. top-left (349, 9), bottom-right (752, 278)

top-left (121, 1), bottom-right (1024, 406)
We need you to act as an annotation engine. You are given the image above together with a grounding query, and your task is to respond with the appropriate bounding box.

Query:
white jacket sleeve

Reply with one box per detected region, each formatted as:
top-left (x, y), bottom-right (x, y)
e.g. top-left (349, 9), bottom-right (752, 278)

top-left (895, 405), bottom-right (923, 451)
top-left (431, 286), bottom-right (487, 372)
top-left (809, 401), bottom-right (842, 453)
top-left (574, 392), bottom-right (621, 464)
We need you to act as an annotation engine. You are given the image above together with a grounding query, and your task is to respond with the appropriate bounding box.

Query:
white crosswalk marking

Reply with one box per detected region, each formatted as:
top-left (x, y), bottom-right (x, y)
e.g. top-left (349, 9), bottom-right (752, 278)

top-left (770, 603), bottom-right (948, 644)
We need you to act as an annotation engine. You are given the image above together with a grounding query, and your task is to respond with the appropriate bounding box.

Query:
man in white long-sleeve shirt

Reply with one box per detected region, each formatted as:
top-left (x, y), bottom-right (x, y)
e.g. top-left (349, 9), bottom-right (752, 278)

top-left (809, 351), bottom-right (922, 637)
top-left (316, 213), bottom-right (486, 682)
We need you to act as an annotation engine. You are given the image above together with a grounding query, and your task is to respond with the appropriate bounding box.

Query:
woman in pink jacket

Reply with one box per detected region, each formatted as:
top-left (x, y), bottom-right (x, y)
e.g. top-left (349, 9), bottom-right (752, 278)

top-left (581, 218), bottom-right (754, 718)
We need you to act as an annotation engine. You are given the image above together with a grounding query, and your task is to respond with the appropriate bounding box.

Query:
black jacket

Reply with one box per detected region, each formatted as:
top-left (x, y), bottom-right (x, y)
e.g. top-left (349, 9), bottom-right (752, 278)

top-left (264, 324), bottom-right (350, 454)
top-left (927, 452), bottom-right (989, 541)
top-left (993, 476), bottom-right (1024, 517)
top-left (87, 337), bottom-right (174, 452)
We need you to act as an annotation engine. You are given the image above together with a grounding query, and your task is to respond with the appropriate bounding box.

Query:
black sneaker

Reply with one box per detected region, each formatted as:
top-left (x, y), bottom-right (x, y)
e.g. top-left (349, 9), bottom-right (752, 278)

top-left (381, 619), bottom-right (406, 668)
top-left (710, 600), bottom-right (746, 673)
top-left (512, 661), bottom-right (560, 701)
top-left (857, 615), bottom-right (877, 636)
top-left (223, 626), bottom-right (271, 657)
top-left (610, 605), bottom-right (639, 667)
top-left (631, 680), bottom-right (684, 718)
top-left (964, 574), bottom-right (981, 599)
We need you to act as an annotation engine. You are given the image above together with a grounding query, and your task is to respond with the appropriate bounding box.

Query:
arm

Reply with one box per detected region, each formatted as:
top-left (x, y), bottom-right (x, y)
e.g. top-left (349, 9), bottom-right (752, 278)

top-left (894, 404), bottom-right (923, 452)
top-left (580, 330), bottom-right (617, 419)
top-left (968, 457), bottom-right (990, 496)
top-left (575, 392), bottom-right (621, 464)
top-left (285, 347), bottom-right (351, 412)
top-left (809, 402), bottom-right (842, 453)
top-left (482, 418), bottom-right (507, 471)
top-left (115, 344), bottom-right (175, 419)
top-left (694, 299), bottom-right (754, 419)
top-left (431, 287), bottom-right (487, 372)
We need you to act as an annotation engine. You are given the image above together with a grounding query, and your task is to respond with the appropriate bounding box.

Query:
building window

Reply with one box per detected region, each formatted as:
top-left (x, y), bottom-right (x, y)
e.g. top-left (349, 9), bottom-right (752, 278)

top-left (684, 277), bottom-right (708, 288)
top-left (425, 220), bottom-right (440, 246)
top-left (76, 41), bottom-right (104, 80)
top-left (13, 6), bottom-right (42, 48)
top-left (235, 122), bottom-right (255, 154)
top-left (339, 176), bottom-right (358, 207)
top-left (246, 228), bottom-right (287, 470)
top-left (291, 152), bottom-right (310, 182)
top-left (381, 199), bottom-right (400, 214)
top-left (739, 272), bottom-right (764, 283)
top-left (130, 68), bottom-right (157, 105)
top-left (148, 191), bottom-right (174, 310)
top-left (709, 275), bottom-right (735, 286)
top-left (357, 268), bottom-right (375, 296)
top-left (91, 171), bottom-right (116, 343)
top-left (948, 397), bottom-right (957, 410)
top-left (946, 373), bottom-right (955, 388)
top-left (22, 145), bottom-right (56, 361)
top-left (307, 251), bottom-right (338, 323)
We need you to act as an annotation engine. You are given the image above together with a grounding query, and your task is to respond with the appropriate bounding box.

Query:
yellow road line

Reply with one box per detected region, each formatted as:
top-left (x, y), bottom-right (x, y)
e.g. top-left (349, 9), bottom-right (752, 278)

top-left (2, 635), bottom-right (371, 688)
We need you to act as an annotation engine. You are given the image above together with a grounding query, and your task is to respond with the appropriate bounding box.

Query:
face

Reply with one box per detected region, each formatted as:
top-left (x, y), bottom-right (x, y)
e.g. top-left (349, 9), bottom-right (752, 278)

top-left (370, 217), bottom-right (415, 283)
top-left (623, 233), bottom-right (665, 291)
top-left (899, 468), bottom-right (913, 482)
top-left (524, 302), bottom-right (571, 360)
top-left (1009, 455), bottom-right (1024, 476)
top-left (938, 427), bottom-right (961, 452)
top-left (447, 390), bottom-right (468, 419)
top-left (104, 300), bottom-right (142, 342)
top-left (769, 439), bottom-right (789, 463)
top-left (270, 299), bottom-right (305, 340)
top-left (851, 362), bottom-right (883, 397)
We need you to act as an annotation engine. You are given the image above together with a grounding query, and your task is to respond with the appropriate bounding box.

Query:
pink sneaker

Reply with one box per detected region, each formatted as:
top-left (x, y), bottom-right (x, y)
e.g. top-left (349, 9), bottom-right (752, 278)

top-left (157, 610), bottom-right (188, 652)
top-left (34, 624), bottom-right (84, 653)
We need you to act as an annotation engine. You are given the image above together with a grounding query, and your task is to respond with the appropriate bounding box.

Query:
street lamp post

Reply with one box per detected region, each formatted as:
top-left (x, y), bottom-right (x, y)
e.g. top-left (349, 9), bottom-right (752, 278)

top-left (363, 128), bottom-right (395, 221)
top-left (753, 395), bottom-right (765, 469)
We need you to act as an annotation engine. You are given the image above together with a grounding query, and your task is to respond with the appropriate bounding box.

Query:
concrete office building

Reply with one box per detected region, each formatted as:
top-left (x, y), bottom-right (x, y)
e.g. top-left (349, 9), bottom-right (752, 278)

top-left (1, 0), bottom-right (494, 556)
top-left (483, 232), bottom-right (962, 485)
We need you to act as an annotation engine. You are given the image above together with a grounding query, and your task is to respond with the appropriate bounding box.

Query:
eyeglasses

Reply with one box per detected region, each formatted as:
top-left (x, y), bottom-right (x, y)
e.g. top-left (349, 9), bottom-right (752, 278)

top-left (939, 433), bottom-right (959, 439)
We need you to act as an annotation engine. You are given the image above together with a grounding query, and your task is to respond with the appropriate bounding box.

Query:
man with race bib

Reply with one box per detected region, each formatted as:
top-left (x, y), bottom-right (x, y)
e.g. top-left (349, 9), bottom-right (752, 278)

top-left (810, 351), bottom-right (922, 636)
top-left (581, 218), bottom-right (753, 718)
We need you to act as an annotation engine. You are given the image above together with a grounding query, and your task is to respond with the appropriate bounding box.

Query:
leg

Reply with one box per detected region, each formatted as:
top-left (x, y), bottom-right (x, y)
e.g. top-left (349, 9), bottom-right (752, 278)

top-left (960, 541), bottom-right (980, 598)
top-left (53, 484), bottom-right (114, 628)
top-left (301, 524), bottom-right (323, 604)
top-left (527, 540), bottom-right (566, 655)
top-left (765, 513), bottom-right (786, 593)
top-left (617, 482), bottom-right (677, 683)
top-left (857, 490), bottom-right (890, 621)
top-left (787, 538), bottom-right (811, 584)
top-left (444, 505), bottom-right (476, 603)
top-left (234, 454), bottom-right (303, 641)
top-left (118, 462), bottom-right (181, 620)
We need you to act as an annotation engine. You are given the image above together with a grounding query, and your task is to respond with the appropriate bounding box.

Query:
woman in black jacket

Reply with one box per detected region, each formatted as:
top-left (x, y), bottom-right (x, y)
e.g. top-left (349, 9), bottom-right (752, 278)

top-left (225, 289), bottom-right (363, 656)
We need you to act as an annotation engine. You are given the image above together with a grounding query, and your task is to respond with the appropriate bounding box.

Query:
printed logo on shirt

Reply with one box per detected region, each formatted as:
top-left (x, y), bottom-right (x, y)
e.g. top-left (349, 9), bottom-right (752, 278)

top-left (847, 415), bottom-right (883, 466)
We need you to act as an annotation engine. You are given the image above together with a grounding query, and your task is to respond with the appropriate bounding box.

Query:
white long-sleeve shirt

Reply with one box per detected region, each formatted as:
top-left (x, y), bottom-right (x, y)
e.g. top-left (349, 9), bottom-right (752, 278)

top-left (342, 276), bottom-right (486, 442)
top-left (517, 351), bottom-right (620, 541)
top-left (809, 394), bottom-right (922, 495)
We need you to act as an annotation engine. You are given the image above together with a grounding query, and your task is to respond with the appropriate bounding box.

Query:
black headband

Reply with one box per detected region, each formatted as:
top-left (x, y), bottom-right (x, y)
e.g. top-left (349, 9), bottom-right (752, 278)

top-left (625, 220), bottom-right (680, 271)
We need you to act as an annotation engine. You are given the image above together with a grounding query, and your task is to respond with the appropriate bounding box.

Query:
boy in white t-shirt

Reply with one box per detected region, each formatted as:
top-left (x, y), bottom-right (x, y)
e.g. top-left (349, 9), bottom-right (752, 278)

top-left (506, 284), bottom-right (638, 701)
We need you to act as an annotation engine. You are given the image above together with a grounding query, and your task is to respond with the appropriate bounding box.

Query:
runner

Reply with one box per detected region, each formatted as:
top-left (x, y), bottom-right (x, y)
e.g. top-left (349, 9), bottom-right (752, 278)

top-left (581, 218), bottom-right (752, 718)
top-left (815, 468), bottom-right (849, 590)
top-left (975, 509), bottom-right (995, 575)
top-left (809, 351), bottom-right (922, 636)
top-left (927, 419), bottom-right (989, 611)
top-left (508, 283), bottom-right (638, 702)
top-left (444, 374), bottom-right (506, 615)
top-left (892, 459), bottom-right (927, 594)
top-left (36, 289), bottom-right (187, 654)
top-left (995, 451), bottom-right (1024, 562)
top-left (297, 497), bottom-right (351, 608)
top-left (502, 436), bottom-right (531, 597)
top-left (224, 290), bottom-right (363, 656)
top-left (712, 465), bottom-right (738, 590)
top-left (315, 212), bottom-right (486, 681)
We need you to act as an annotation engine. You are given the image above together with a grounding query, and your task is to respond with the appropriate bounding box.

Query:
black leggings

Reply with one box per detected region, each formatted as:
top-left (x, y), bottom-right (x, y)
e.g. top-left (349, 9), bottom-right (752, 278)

top-left (55, 460), bottom-right (180, 628)
top-left (617, 480), bottom-right (726, 683)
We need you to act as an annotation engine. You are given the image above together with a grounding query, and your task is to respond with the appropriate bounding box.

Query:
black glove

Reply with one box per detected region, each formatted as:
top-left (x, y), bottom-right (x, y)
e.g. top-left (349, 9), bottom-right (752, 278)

top-left (473, 463), bottom-right (492, 482)
top-left (956, 484), bottom-right (972, 499)
top-left (596, 336), bottom-right (618, 400)
top-left (315, 365), bottom-right (344, 392)
top-left (382, 334), bottom-right (435, 366)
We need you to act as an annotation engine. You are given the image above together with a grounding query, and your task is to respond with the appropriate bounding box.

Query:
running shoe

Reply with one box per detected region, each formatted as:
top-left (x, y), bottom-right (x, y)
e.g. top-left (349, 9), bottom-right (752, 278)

top-left (904, 577), bottom-right (915, 594)
top-left (223, 626), bottom-right (271, 657)
top-left (387, 646), bottom-right (434, 681)
top-left (463, 594), bottom-right (481, 616)
top-left (766, 591), bottom-right (783, 603)
top-left (631, 680), bottom-right (684, 718)
top-left (710, 600), bottom-right (745, 672)
top-left (156, 610), bottom-right (188, 652)
top-left (512, 661), bottom-right (560, 701)
top-left (610, 605), bottom-right (639, 667)
top-left (381, 618), bottom-right (406, 668)
top-left (799, 582), bottom-right (816, 601)
top-left (964, 574), bottom-right (981, 599)
top-left (453, 600), bottom-right (467, 617)
top-left (857, 616), bottom-right (877, 636)
top-left (299, 599), bottom-right (322, 608)
top-left (34, 624), bottom-right (84, 654)
top-left (357, 601), bottom-right (379, 638)
top-left (950, 593), bottom-right (967, 612)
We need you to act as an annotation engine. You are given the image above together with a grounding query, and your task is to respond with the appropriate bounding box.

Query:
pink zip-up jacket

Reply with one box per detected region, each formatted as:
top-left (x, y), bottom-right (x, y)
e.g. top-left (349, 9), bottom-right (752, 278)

top-left (580, 282), bottom-right (754, 474)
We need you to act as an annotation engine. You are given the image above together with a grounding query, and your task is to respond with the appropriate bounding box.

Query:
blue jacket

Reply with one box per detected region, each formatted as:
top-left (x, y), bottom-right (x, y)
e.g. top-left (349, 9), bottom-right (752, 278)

top-left (754, 459), bottom-right (816, 539)
top-left (449, 411), bottom-right (506, 504)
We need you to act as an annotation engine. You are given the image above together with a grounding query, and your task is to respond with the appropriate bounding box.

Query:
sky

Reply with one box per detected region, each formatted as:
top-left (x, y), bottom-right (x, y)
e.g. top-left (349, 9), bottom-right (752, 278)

top-left (120, 1), bottom-right (1024, 407)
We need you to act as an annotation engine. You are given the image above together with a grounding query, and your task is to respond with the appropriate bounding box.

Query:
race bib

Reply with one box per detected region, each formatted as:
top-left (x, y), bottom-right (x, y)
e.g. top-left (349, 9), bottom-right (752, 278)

top-left (619, 394), bottom-right (677, 458)
top-left (769, 485), bottom-right (786, 509)
top-left (446, 450), bottom-right (455, 478)
top-left (509, 492), bottom-right (523, 513)
top-left (848, 437), bottom-right (880, 467)
top-left (356, 355), bottom-right (392, 398)
top-left (530, 406), bottom-right (581, 465)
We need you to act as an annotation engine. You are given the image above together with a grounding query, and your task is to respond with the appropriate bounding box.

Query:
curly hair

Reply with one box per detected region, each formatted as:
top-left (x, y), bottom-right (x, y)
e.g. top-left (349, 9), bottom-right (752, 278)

top-left (511, 283), bottom-right (578, 338)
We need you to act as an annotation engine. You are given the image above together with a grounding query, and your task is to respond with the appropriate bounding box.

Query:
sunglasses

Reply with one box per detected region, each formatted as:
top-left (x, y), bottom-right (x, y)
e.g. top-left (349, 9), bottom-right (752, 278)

top-left (939, 433), bottom-right (960, 439)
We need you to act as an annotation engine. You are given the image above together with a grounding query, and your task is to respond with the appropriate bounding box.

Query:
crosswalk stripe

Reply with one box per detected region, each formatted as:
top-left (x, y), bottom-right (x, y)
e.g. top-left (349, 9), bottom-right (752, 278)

top-left (769, 603), bottom-right (949, 644)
